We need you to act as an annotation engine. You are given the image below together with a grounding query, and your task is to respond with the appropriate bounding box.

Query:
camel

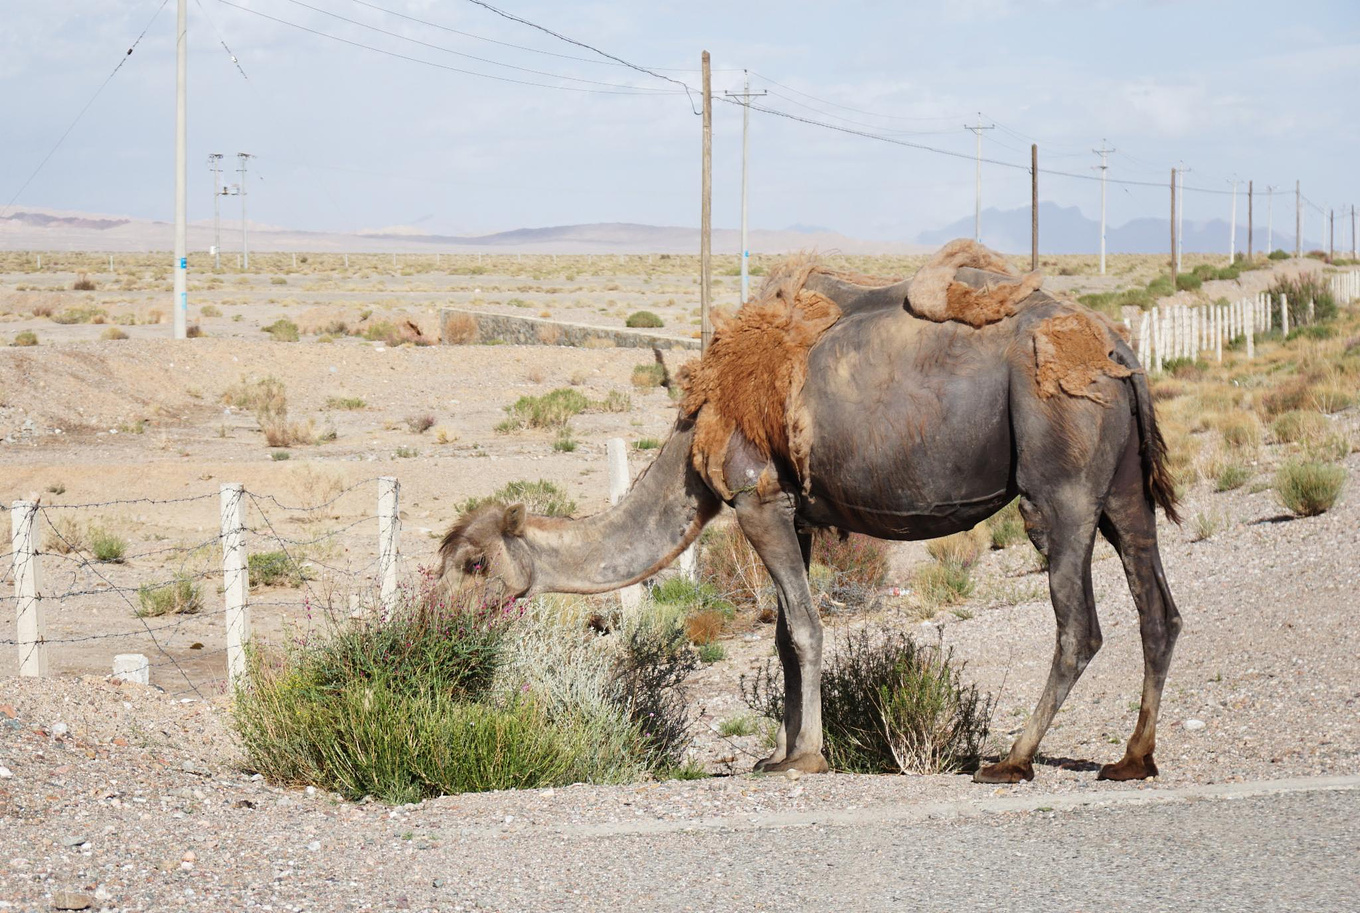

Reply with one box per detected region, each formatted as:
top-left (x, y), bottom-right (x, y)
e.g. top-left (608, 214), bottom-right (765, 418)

top-left (440, 242), bottom-right (1181, 784)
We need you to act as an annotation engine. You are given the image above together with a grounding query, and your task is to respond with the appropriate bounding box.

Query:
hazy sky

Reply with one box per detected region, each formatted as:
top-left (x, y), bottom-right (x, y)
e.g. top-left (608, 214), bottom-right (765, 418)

top-left (3, 0), bottom-right (1358, 243)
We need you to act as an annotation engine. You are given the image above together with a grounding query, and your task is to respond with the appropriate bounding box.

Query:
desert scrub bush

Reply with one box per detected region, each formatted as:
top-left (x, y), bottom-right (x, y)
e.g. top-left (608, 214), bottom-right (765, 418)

top-left (924, 525), bottom-right (987, 569)
top-left (742, 628), bottom-right (992, 774)
top-left (263, 319), bottom-right (300, 342)
top-left (52, 306), bottom-right (107, 325)
top-left (12, 330), bottom-right (38, 347)
top-left (1268, 249), bottom-right (1289, 260)
top-left (1269, 409), bottom-right (1323, 444)
top-left (625, 311), bottom-right (664, 328)
top-left (136, 575), bottom-right (203, 617)
top-left (324, 396), bottom-right (365, 411)
top-left (717, 714), bottom-right (759, 737)
top-left (496, 388), bottom-right (589, 432)
top-left (199, 304), bottom-right (222, 317)
top-left (249, 550), bottom-right (308, 588)
top-left (985, 498), bottom-right (1026, 549)
top-left (612, 606), bottom-right (699, 770)
top-left (1214, 461), bottom-right (1252, 492)
top-left (1214, 411), bottom-right (1263, 452)
top-left (913, 560), bottom-right (975, 609)
top-left (552, 430), bottom-right (577, 452)
top-left (599, 389), bottom-right (632, 413)
top-left (405, 413), bottom-right (436, 434)
top-left (1275, 461), bottom-right (1346, 516)
top-left (72, 272), bottom-right (96, 291)
top-left (88, 526), bottom-right (127, 563)
top-left (808, 530), bottom-right (888, 609)
top-left (632, 437), bottom-right (661, 451)
top-left (1190, 510), bottom-right (1226, 542)
top-left (1175, 272), bottom-right (1203, 292)
top-left (631, 362), bottom-right (667, 389)
top-left (458, 479), bottom-right (577, 518)
top-left (1268, 274), bottom-right (1337, 325)
top-left (100, 327), bottom-right (128, 341)
top-left (698, 521), bottom-right (772, 614)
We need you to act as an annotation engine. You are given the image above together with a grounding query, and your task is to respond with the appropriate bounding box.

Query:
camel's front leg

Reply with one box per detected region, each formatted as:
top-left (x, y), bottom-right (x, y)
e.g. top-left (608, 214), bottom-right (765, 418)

top-left (735, 492), bottom-right (828, 774)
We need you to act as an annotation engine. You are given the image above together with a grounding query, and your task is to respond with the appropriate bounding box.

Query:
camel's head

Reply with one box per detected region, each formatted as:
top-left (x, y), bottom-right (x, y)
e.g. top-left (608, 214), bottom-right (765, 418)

top-left (437, 502), bottom-right (533, 605)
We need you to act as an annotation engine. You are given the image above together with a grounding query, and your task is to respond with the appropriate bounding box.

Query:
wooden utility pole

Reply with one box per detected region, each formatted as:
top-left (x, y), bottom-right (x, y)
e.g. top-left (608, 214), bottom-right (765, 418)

top-left (700, 51), bottom-right (713, 353)
top-left (1329, 209), bottom-right (1334, 261)
top-left (1030, 144), bottom-right (1038, 271)
top-left (1170, 169), bottom-right (1177, 281)
top-left (1247, 180), bottom-right (1253, 261)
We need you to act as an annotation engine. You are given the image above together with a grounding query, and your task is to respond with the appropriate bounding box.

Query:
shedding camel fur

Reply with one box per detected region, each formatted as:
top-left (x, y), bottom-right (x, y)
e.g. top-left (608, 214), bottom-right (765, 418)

top-left (906, 238), bottom-right (1044, 327)
top-left (1033, 311), bottom-right (1135, 405)
top-left (680, 256), bottom-right (840, 498)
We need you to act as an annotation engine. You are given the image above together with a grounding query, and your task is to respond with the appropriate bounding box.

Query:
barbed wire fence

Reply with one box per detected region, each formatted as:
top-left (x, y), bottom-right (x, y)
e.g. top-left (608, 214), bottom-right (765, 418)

top-left (1, 477), bottom-right (398, 697)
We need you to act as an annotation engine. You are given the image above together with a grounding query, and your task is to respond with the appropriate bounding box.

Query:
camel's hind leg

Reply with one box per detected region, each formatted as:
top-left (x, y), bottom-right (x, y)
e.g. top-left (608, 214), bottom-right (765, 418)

top-left (1096, 439), bottom-right (1182, 781)
top-left (975, 493), bottom-right (1103, 784)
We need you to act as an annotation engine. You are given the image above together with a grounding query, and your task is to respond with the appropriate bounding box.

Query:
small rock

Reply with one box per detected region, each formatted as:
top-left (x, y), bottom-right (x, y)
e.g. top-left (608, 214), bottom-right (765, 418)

top-left (1184, 719), bottom-right (1206, 731)
top-left (51, 722), bottom-right (68, 739)
top-left (784, 769), bottom-right (802, 782)
top-left (307, 841), bottom-right (321, 852)
top-left (59, 835), bottom-right (88, 848)
top-left (0, 704), bottom-right (16, 719)
top-left (539, 788), bottom-right (555, 799)
top-left (0, 766), bottom-right (12, 780)
top-left (51, 892), bottom-right (92, 911)
top-left (182, 851), bottom-right (197, 863)
top-left (180, 861), bottom-right (194, 872)
top-left (305, 785), bottom-right (316, 797)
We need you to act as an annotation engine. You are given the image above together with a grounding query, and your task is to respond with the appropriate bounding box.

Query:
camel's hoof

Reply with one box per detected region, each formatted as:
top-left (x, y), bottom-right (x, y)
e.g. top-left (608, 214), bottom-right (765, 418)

top-left (973, 760), bottom-right (1035, 784)
top-left (752, 755), bottom-right (783, 773)
top-left (1098, 754), bottom-right (1158, 781)
top-left (754, 753), bottom-right (829, 775)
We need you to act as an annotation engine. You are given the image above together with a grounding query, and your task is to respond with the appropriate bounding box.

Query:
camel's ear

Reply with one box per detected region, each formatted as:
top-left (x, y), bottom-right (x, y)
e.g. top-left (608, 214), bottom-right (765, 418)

top-left (502, 503), bottom-right (527, 536)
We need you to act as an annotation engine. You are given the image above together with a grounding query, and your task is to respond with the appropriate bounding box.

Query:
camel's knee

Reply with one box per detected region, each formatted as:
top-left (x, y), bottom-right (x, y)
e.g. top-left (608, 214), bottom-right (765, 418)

top-left (1057, 630), bottom-right (1102, 676)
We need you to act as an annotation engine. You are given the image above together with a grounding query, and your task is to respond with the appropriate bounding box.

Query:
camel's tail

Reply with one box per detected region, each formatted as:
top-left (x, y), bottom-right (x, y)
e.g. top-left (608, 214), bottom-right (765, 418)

top-left (1113, 347), bottom-right (1181, 525)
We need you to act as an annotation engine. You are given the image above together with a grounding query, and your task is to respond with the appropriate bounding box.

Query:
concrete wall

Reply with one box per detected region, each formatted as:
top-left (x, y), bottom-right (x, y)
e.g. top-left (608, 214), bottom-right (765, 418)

top-left (439, 308), bottom-right (700, 351)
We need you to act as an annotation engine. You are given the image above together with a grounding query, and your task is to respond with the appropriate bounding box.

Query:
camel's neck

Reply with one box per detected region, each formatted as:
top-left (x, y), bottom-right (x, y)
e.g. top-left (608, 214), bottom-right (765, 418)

top-left (521, 424), bottom-right (722, 596)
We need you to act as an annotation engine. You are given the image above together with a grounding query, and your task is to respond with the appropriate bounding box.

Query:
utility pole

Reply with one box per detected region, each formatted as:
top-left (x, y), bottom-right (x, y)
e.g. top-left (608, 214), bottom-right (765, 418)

top-left (1175, 164), bottom-right (1190, 273)
top-left (724, 71), bottom-right (765, 304)
top-left (700, 51), bottom-right (712, 352)
top-left (1247, 180), bottom-right (1253, 261)
top-left (1329, 209), bottom-right (1334, 261)
top-left (237, 153), bottom-right (253, 270)
top-left (1228, 177), bottom-right (1238, 264)
top-left (1093, 141), bottom-right (1114, 275)
top-left (172, 0), bottom-right (188, 340)
top-left (1266, 185), bottom-right (1275, 254)
top-left (965, 115), bottom-right (994, 243)
top-left (1352, 204), bottom-right (1356, 259)
top-left (1170, 168), bottom-right (1177, 282)
top-left (208, 154), bottom-right (224, 271)
top-left (1030, 144), bottom-right (1038, 271)
top-left (1295, 180), bottom-right (1301, 258)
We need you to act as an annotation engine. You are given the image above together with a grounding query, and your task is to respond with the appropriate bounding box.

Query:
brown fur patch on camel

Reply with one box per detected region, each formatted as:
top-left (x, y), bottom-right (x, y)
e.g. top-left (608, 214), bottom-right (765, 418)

top-left (908, 239), bottom-right (1044, 327)
top-left (1033, 311), bottom-right (1135, 405)
top-left (680, 256), bottom-right (841, 498)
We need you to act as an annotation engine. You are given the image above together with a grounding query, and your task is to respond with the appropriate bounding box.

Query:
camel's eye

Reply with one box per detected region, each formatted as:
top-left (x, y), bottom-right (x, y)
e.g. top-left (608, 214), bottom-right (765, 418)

top-left (463, 555), bottom-right (486, 575)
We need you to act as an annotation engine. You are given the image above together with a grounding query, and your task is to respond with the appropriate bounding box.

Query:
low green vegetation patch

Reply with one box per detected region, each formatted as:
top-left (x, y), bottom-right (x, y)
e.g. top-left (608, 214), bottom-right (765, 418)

top-left (985, 498), bottom-right (1026, 549)
top-left (136, 575), bottom-right (203, 617)
top-left (233, 578), bottom-right (700, 802)
top-left (497, 388), bottom-right (589, 432)
top-left (88, 526), bottom-right (128, 563)
top-left (12, 330), bottom-right (38, 347)
top-left (743, 628), bottom-right (992, 774)
top-left (263, 319), bottom-right (301, 342)
top-left (250, 550), bottom-right (308, 588)
top-left (324, 396), bottom-right (366, 411)
top-left (459, 479), bottom-right (577, 517)
top-left (1275, 461), bottom-right (1346, 517)
top-left (631, 362), bottom-right (667, 389)
top-left (625, 311), bottom-right (664, 328)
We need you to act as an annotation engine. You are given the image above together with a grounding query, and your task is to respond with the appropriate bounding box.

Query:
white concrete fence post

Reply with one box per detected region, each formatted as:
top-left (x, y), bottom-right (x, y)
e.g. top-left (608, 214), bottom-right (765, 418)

top-left (220, 484), bottom-right (249, 687)
top-left (1138, 312), bottom-right (1151, 366)
top-left (378, 477), bottom-right (401, 616)
top-left (1245, 296), bottom-right (1256, 359)
top-left (1280, 294), bottom-right (1289, 338)
top-left (1215, 305), bottom-right (1223, 363)
top-left (11, 500), bottom-right (46, 678)
top-left (607, 439), bottom-right (644, 613)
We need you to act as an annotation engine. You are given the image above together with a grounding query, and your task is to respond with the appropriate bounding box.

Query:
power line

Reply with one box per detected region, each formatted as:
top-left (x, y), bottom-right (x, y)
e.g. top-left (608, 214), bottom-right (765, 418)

top-left (2, 0), bottom-right (170, 217)
top-left (748, 70), bottom-right (964, 124)
top-left (211, 0), bottom-right (683, 95)
top-left (276, 0), bottom-right (682, 91)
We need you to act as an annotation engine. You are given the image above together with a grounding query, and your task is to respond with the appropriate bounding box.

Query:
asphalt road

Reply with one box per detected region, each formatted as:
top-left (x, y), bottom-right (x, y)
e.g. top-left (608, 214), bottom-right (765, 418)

top-left (434, 777), bottom-right (1360, 912)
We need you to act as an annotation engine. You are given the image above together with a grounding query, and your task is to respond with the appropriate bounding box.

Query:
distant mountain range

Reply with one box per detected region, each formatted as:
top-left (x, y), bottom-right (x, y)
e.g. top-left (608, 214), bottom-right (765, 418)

top-left (0, 208), bottom-right (927, 255)
top-left (0, 204), bottom-right (1332, 255)
top-left (918, 202), bottom-right (1325, 255)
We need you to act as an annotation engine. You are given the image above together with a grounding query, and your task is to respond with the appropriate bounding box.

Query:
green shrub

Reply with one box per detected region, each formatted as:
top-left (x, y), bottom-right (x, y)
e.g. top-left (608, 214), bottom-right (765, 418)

top-left (270, 450), bottom-right (290, 461)
top-left (263, 319), bottom-right (300, 342)
top-left (913, 561), bottom-right (974, 608)
top-left (811, 531), bottom-right (888, 608)
top-left (136, 575), bottom-right (203, 617)
top-left (600, 390), bottom-right (632, 413)
top-left (200, 304), bottom-right (223, 317)
top-left (1287, 324), bottom-right (1336, 342)
top-left (1275, 461), bottom-right (1346, 516)
top-left (52, 306), bottom-right (107, 324)
top-left (626, 311), bottom-right (664, 328)
top-left (12, 330), bottom-right (38, 347)
top-left (1268, 275), bottom-right (1337, 325)
top-left (1145, 275), bottom-right (1174, 297)
top-left (717, 714), bottom-right (758, 737)
top-left (697, 642), bottom-right (725, 664)
top-left (633, 437), bottom-right (661, 451)
top-left (497, 388), bottom-right (589, 431)
top-left (742, 628), bottom-right (992, 774)
top-left (324, 396), bottom-right (366, 411)
top-left (986, 498), bottom-right (1027, 549)
top-left (1175, 272), bottom-right (1203, 292)
top-left (1215, 462), bottom-right (1251, 492)
top-left (250, 550), bottom-right (307, 588)
top-left (631, 363), bottom-right (667, 388)
top-left (1271, 410), bottom-right (1327, 444)
top-left (458, 479), bottom-right (577, 517)
top-left (89, 527), bottom-right (127, 563)
top-left (101, 327), bottom-right (129, 341)
top-left (552, 430), bottom-right (577, 452)
top-left (1268, 249), bottom-right (1289, 260)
